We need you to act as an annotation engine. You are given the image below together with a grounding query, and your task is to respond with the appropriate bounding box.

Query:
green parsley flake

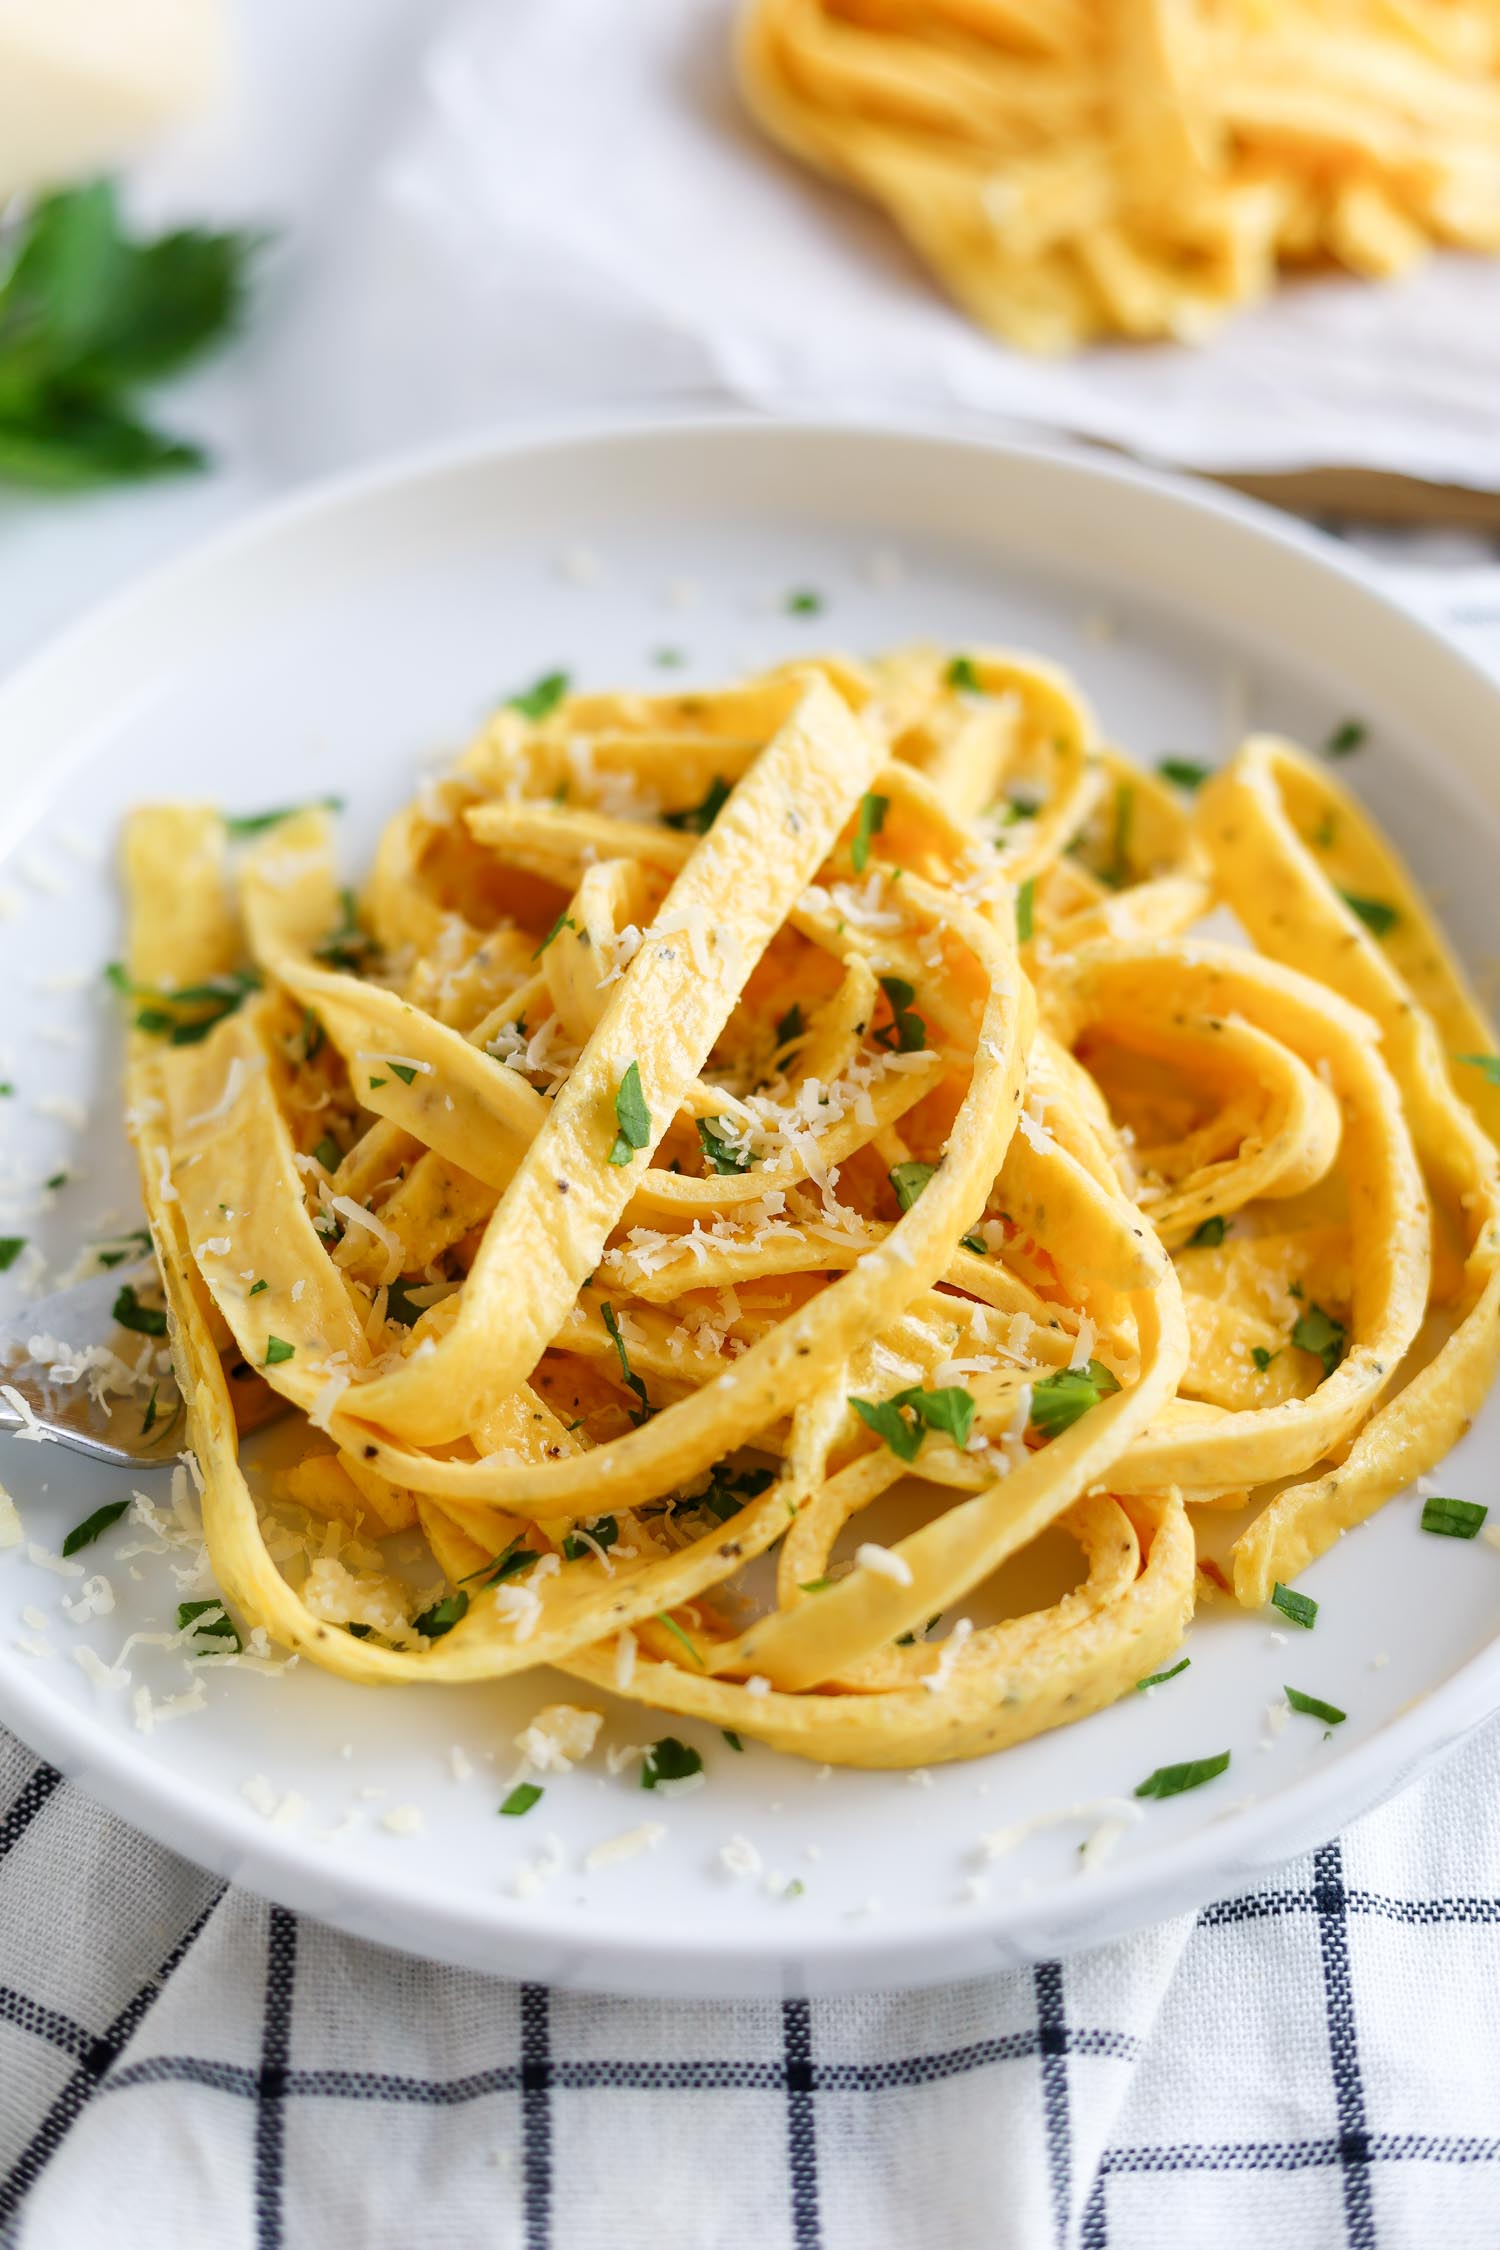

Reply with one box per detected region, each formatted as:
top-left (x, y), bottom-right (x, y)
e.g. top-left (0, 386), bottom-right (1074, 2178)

top-left (608, 1060), bottom-right (652, 1166)
top-left (776, 1003), bottom-right (805, 1048)
top-left (946, 654), bottom-right (982, 693)
top-left (601, 1300), bottom-right (652, 1423)
top-left (1420, 1495), bottom-right (1488, 1540)
top-left (562, 1516), bottom-right (620, 1562)
top-left (1324, 718), bottom-right (1367, 757)
top-left (312, 1134), bottom-right (341, 1172)
top-left (875, 974), bottom-right (927, 1054)
top-left (850, 1384), bottom-right (976, 1462)
top-left (263, 1335), bottom-right (295, 1366)
top-left (224, 797), bottom-right (343, 837)
top-left (313, 890), bottom-right (373, 973)
top-left (1029, 1359), bottom-right (1121, 1440)
top-left (1284, 1685), bottom-right (1346, 1725)
top-left (1340, 889), bottom-right (1399, 938)
top-left (1271, 1581), bottom-right (1318, 1629)
top-left (0, 1237), bottom-right (27, 1273)
top-left (641, 1737), bottom-right (704, 1790)
top-left (654, 1610), bottom-right (705, 1666)
top-left (531, 910), bottom-right (576, 961)
top-left (1291, 1301), bottom-right (1346, 1378)
top-left (1135, 1751), bottom-right (1230, 1800)
top-left (1136, 1658), bottom-right (1191, 1691)
top-left (61, 1499), bottom-right (129, 1557)
top-left (1016, 876), bottom-right (1036, 944)
top-left (413, 1590), bottom-right (469, 1639)
top-left (1156, 758), bottom-right (1211, 791)
top-left (248, 1279), bottom-right (268, 1298)
top-left (508, 671), bottom-right (570, 721)
top-left (1251, 1346), bottom-right (1279, 1372)
top-left (462, 1534), bottom-right (541, 1589)
top-left (698, 1118), bottom-right (753, 1175)
top-left (1188, 1216), bottom-right (1227, 1248)
top-left (722, 1729), bottom-right (745, 1752)
top-left (178, 1599), bottom-right (242, 1651)
top-left (501, 1783), bottom-right (544, 1816)
top-left (785, 589), bottom-right (823, 615)
top-left (1458, 1053), bottom-right (1500, 1087)
top-left (851, 791), bottom-right (888, 874)
top-left (889, 1159), bottom-right (937, 1214)
top-left (663, 776), bottom-right (731, 836)
top-left (112, 1282), bottom-right (166, 1336)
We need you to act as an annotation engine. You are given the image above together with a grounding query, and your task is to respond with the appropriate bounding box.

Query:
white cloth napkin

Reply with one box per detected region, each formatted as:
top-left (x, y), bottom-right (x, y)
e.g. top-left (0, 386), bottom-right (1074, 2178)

top-left (271, 0), bottom-right (1500, 490)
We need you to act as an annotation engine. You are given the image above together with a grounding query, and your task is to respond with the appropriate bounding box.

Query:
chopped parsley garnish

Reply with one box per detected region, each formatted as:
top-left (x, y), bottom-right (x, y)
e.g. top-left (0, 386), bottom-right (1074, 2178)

top-left (785, 589), bottom-right (823, 615)
top-left (946, 654), bottom-right (982, 692)
top-left (312, 1134), bottom-right (341, 1172)
top-left (532, 910), bottom-right (575, 960)
top-left (654, 1610), bottom-right (705, 1666)
top-left (1271, 1581), bottom-right (1318, 1629)
top-left (889, 1159), bottom-right (937, 1213)
top-left (1156, 758), bottom-right (1210, 791)
top-left (508, 670), bottom-right (570, 721)
top-left (313, 889), bottom-right (374, 973)
top-left (413, 1590), bottom-right (469, 1639)
top-left (1029, 1359), bottom-right (1121, 1440)
top-left (1136, 1658), bottom-right (1191, 1691)
top-left (61, 1499), bottom-right (129, 1556)
top-left (874, 974), bottom-right (927, 1054)
top-left (386, 1062), bottom-right (418, 1086)
top-left (640, 1737), bottom-right (703, 1790)
top-left (263, 1336), bottom-right (295, 1366)
top-left (1135, 1751), bottom-right (1230, 1799)
top-left (775, 1003), bottom-right (805, 1048)
top-left (608, 1060), bottom-right (652, 1166)
top-left (178, 1598), bottom-right (241, 1650)
top-left (141, 1385), bottom-right (161, 1435)
top-left (1340, 890), bottom-right (1398, 938)
top-left (500, 1783), bottom-right (543, 1816)
top-left (1458, 1053), bottom-right (1500, 1086)
top-left (850, 791), bottom-right (888, 874)
top-left (663, 776), bottom-right (731, 835)
top-left (0, 1082), bottom-right (11, 1096)
top-left (601, 1300), bottom-right (652, 1423)
top-left (118, 966), bottom-right (262, 1045)
top-left (1016, 877), bottom-right (1036, 944)
top-left (225, 797), bottom-right (342, 837)
top-left (1291, 1301), bottom-right (1346, 1378)
top-left (1324, 718), bottom-right (1367, 757)
top-left (112, 1282), bottom-right (166, 1336)
top-left (248, 1279), bottom-right (268, 1298)
top-left (1188, 1216), bottom-right (1227, 1248)
top-left (0, 1237), bottom-right (27, 1273)
top-left (850, 1384), bottom-right (976, 1462)
top-left (298, 1009), bottom-right (324, 1065)
top-left (1284, 1685), bottom-right (1346, 1725)
top-left (653, 647), bottom-right (685, 669)
top-left (346, 1623), bottom-right (373, 1640)
top-left (722, 1729), bottom-right (745, 1752)
top-left (562, 1515), bottom-right (620, 1562)
top-left (462, 1534), bottom-right (541, 1589)
top-left (0, 181), bottom-right (261, 492)
top-left (1252, 1346), bottom-right (1278, 1371)
top-left (1420, 1495), bottom-right (1487, 1540)
top-left (698, 1118), bottom-right (753, 1175)
top-left (44, 1173), bottom-right (64, 1191)
top-left (691, 1464), bottom-right (775, 1522)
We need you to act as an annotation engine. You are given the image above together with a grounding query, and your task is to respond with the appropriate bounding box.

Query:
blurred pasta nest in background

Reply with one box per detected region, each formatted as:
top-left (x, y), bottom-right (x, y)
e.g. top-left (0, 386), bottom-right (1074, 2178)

top-left (122, 646), bottom-right (1500, 1768)
top-left (738, 0), bottom-right (1500, 349)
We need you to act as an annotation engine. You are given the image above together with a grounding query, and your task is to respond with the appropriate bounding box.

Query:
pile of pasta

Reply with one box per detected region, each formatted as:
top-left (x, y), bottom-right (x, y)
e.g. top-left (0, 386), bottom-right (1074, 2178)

top-left (737, 0), bottom-right (1500, 350)
top-left (120, 644), bottom-right (1500, 1767)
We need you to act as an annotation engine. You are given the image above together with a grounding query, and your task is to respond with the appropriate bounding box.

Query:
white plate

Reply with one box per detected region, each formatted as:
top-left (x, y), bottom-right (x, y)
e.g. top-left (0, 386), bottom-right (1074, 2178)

top-left (2, 416), bottom-right (1499, 2000)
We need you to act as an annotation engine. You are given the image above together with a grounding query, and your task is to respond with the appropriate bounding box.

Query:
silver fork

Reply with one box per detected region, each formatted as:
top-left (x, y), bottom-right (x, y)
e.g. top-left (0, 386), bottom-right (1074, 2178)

top-left (0, 1263), bottom-right (184, 1467)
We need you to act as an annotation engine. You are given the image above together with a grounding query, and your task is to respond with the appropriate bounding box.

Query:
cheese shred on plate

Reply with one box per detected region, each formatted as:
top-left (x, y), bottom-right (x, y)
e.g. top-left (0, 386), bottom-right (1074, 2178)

top-left (114, 646), bottom-right (1500, 1768)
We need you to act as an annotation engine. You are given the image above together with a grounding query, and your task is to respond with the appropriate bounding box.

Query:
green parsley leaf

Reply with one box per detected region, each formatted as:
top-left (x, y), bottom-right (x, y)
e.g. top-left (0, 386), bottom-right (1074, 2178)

top-left (1420, 1495), bottom-right (1488, 1540)
top-left (413, 1590), bottom-right (469, 1639)
top-left (850, 1384), bottom-right (976, 1460)
top-left (562, 1515), bottom-right (620, 1562)
top-left (653, 647), bottom-right (685, 669)
top-left (722, 1729), bottom-right (745, 1752)
top-left (785, 589), bottom-right (823, 615)
top-left (312, 1134), bottom-right (341, 1172)
top-left (662, 776), bottom-right (731, 835)
top-left (601, 1300), bottom-right (652, 1423)
top-left (1324, 718), bottom-right (1367, 757)
top-left (1016, 876), bottom-right (1036, 944)
top-left (1284, 1685), bottom-right (1346, 1725)
top-left (1291, 1301), bottom-right (1346, 1378)
top-left (654, 1610), bottom-right (705, 1665)
top-left (851, 791), bottom-right (888, 874)
top-left (112, 1282), bottom-right (166, 1336)
top-left (1251, 1346), bottom-right (1278, 1371)
top-left (263, 1336), bottom-right (295, 1366)
top-left (914, 1386), bottom-right (976, 1448)
top-left (387, 1062), bottom-right (419, 1087)
top-left (698, 1118), bottom-right (753, 1175)
top-left (1458, 1053), bottom-right (1500, 1087)
top-left (500, 1782), bottom-right (543, 1816)
top-left (775, 1003), bottom-right (805, 1048)
top-left (61, 1498), bottom-right (129, 1557)
top-left (1156, 758), bottom-right (1211, 791)
top-left (874, 974), bottom-right (927, 1054)
top-left (248, 1279), bottom-right (268, 1298)
top-left (462, 1534), bottom-right (541, 1588)
top-left (0, 183), bottom-right (261, 491)
top-left (1029, 1359), bottom-right (1121, 1440)
top-left (1136, 1658), bottom-right (1191, 1691)
top-left (1271, 1581), bottom-right (1318, 1629)
top-left (224, 797), bottom-right (342, 837)
top-left (346, 1623), bottom-right (373, 1640)
top-left (889, 1159), bottom-right (937, 1214)
top-left (177, 1598), bottom-right (241, 1651)
top-left (1188, 1216), bottom-right (1227, 1248)
top-left (1135, 1751), bottom-right (1230, 1799)
top-left (641, 1737), bottom-right (704, 1790)
top-left (609, 1061), bottom-right (651, 1166)
top-left (0, 1082), bottom-right (12, 1096)
top-left (531, 910), bottom-right (575, 960)
top-left (946, 654), bottom-right (982, 692)
top-left (1340, 890), bottom-right (1398, 938)
top-left (508, 671), bottom-right (570, 721)
top-left (313, 889), bottom-right (374, 973)
top-left (0, 1237), bottom-right (27, 1273)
